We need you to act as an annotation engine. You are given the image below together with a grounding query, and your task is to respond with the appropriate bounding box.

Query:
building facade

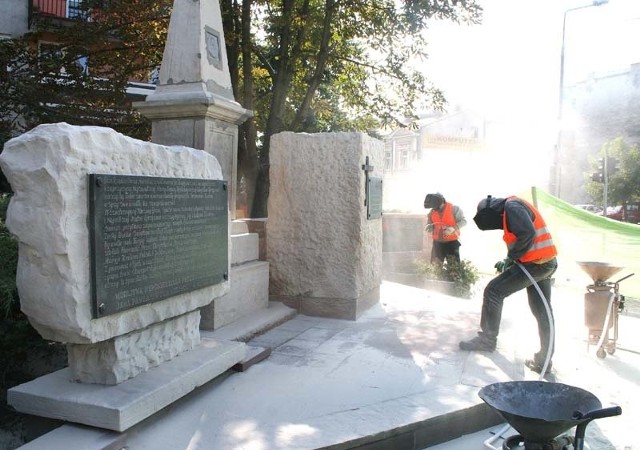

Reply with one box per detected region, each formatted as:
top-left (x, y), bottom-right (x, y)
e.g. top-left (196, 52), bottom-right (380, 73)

top-left (558, 63), bottom-right (640, 204)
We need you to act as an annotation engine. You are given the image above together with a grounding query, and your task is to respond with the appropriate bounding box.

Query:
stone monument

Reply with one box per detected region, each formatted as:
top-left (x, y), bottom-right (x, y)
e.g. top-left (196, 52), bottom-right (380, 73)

top-left (267, 132), bottom-right (384, 319)
top-left (0, 123), bottom-right (246, 431)
top-left (134, 0), bottom-right (277, 331)
top-left (133, 0), bottom-right (251, 220)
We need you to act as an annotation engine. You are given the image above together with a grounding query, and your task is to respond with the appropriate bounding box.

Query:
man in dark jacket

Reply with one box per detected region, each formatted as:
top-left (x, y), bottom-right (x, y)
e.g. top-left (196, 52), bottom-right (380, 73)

top-left (459, 195), bottom-right (558, 375)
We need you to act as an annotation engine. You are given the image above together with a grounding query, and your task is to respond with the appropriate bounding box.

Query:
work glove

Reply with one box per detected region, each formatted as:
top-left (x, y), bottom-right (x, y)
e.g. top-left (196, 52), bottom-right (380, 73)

top-left (494, 257), bottom-right (513, 273)
top-left (442, 226), bottom-right (456, 237)
top-left (425, 223), bottom-right (434, 232)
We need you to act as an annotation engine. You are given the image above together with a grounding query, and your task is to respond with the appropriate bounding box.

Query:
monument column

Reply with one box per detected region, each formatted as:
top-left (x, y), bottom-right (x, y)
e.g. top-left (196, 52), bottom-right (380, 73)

top-left (134, 0), bottom-right (251, 218)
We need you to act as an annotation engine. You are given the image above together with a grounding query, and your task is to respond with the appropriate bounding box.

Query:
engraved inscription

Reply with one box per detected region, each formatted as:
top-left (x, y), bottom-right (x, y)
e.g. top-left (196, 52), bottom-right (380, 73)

top-left (89, 175), bottom-right (228, 318)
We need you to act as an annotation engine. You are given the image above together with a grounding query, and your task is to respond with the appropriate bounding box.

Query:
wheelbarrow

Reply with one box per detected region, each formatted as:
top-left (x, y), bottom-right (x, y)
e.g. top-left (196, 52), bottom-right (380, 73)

top-left (479, 381), bottom-right (622, 449)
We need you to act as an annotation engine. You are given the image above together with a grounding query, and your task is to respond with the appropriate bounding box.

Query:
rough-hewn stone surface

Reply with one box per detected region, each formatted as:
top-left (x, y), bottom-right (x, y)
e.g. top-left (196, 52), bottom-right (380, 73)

top-left (267, 132), bottom-right (383, 316)
top-left (0, 123), bottom-right (229, 344)
top-left (67, 311), bottom-right (201, 384)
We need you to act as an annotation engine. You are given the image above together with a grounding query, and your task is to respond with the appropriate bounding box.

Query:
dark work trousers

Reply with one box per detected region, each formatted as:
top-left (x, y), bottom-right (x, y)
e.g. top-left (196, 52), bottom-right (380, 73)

top-left (479, 258), bottom-right (558, 363)
top-left (431, 240), bottom-right (461, 264)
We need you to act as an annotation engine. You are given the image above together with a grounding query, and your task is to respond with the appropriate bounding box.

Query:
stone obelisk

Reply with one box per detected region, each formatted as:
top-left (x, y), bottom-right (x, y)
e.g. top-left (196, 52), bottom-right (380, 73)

top-left (134, 0), bottom-right (251, 218)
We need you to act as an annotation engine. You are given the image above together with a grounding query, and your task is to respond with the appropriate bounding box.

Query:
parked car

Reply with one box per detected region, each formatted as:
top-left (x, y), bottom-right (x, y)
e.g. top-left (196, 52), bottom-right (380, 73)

top-left (605, 202), bottom-right (640, 223)
top-left (574, 204), bottom-right (604, 214)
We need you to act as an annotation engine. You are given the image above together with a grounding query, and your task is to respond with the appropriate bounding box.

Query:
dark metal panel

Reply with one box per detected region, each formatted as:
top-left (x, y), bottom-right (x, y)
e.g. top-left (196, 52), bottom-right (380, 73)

top-left (88, 174), bottom-right (228, 318)
top-left (367, 177), bottom-right (383, 220)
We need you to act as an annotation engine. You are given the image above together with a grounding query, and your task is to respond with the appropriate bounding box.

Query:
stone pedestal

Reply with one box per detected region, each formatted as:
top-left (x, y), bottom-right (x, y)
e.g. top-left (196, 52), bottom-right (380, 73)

top-left (133, 0), bottom-right (252, 219)
top-left (267, 132), bottom-right (384, 320)
top-left (67, 311), bottom-right (201, 385)
top-left (135, 100), bottom-right (250, 222)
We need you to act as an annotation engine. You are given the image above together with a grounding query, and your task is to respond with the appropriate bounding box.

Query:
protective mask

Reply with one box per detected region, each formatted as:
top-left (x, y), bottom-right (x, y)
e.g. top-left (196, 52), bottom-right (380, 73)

top-left (473, 196), bottom-right (503, 230)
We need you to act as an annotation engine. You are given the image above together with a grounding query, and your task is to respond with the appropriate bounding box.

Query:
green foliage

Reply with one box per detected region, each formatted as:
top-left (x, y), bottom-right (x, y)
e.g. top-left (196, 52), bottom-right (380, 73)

top-left (222, 0), bottom-right (483, 216)
top-left (585, 137), bottom-right (640, 207)
top-left (0, 0), bottom-right (172, 142)
top-left (0, 194), bottom-right (19, 319)
top-left (1, 0), bottom-right (483, 216)
top-left (415, 256), bottom-right (480, 299)
top-left (239, 0), bottom-right (482, 133)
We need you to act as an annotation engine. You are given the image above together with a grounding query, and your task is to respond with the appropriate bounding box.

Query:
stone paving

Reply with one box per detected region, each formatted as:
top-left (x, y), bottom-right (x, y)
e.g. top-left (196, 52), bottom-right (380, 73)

top-left (14, 279), bottom-right (640, 450)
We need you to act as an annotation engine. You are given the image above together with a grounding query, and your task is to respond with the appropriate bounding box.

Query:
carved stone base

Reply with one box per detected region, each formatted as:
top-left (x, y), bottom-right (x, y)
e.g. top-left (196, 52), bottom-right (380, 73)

top-left (67, 311), bottom-right (201, 385)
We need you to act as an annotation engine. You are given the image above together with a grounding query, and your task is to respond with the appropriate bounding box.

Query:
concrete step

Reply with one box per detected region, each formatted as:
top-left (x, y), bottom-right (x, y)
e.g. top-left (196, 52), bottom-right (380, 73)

top-left (202, 301), bottom-right (297, 343)
top-left (200, 260), bottom-right (271, 330)
top-left (231, 232), bottom-right (260, 265)
top-left (7, 338), bottom-right (247, 432)
top-left (231, 220), bottom-right (249, 235)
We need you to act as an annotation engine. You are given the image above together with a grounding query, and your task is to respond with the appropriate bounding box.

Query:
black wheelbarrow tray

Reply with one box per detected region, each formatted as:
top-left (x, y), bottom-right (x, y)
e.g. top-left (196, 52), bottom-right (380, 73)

top-left (479, 381), bottom-right (621, 448)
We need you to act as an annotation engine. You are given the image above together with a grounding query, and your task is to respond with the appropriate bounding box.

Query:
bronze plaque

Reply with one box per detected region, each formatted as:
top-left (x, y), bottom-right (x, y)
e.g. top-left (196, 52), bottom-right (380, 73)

top-left (367, 177), bottom-right (383, 220)
top-left (88, 174), bottom-right (228, 318)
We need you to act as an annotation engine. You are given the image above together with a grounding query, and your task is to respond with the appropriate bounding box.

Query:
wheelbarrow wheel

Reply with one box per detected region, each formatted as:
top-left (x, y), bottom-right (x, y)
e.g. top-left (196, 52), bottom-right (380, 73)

top-left (596, 348), bottom-right (607, 359)
top-left (606, 344), bottom-right (616, 355)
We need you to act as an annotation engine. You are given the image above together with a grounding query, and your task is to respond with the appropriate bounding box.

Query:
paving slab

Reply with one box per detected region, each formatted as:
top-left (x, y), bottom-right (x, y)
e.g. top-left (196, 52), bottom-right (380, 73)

top-left (14, 280), bottom-right (640, 450)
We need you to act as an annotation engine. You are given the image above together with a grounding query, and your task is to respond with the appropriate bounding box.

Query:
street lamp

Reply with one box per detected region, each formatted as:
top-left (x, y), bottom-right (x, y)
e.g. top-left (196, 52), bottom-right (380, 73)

top-left (553, 0), bottom-right (609, 198)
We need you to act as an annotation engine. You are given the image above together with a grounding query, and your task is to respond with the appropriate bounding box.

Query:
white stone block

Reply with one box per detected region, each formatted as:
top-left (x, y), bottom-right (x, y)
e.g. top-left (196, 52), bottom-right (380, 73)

top-left (267, 132), bottom-right (383, 303)
top-left (0, 123), bottom-right (230, 344)
top-left (230, 232), bottom-right (259, 265)
top-left (67, 311), bottom-right (201, 384)
top-left (200, 260), bottom-right (269, 330)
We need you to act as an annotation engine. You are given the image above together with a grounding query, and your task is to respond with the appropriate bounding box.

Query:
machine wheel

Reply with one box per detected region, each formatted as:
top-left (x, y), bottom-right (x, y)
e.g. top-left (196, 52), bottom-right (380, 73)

top-left (502, 435), bottom-right (524, 449)
top-left (597, 348), bottom-right (607, 359)
top-left (607, 345), bottom-right (616, 355)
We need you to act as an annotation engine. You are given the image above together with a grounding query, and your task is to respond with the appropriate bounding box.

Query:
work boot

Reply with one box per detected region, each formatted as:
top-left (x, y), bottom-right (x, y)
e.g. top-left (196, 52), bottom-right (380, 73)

top-left (459, 335), bottom-right (496, 352)
top-left (525, 358), bottom-right (553, 375)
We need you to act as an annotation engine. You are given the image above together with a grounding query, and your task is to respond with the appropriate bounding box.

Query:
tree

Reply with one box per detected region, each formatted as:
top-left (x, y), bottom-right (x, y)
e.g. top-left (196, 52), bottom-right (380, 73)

top-left (222, 0), bottom-right (482, 217)
top-left (1, 0), bottom-right (482, 211)
top-left (585, 137), bottom-right (640, 212)
top-left (0, 0), bottom-right (171, 152)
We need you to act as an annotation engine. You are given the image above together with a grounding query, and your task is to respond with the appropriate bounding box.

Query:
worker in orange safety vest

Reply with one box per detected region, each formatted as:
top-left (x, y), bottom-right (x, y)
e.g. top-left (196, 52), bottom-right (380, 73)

top-left (459, 195), bottom-right (558, 377)
top-left (423, 193), bottom-right (467, 266)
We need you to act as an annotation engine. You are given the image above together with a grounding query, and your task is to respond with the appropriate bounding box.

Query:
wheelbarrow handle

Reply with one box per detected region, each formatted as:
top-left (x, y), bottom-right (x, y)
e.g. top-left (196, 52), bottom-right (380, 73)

top-left (573, 406), bottom-right (622, 450)
top-left (572, 405), bottom-right (622, 420)
top-left (614, 273), bottom-right (635, 284)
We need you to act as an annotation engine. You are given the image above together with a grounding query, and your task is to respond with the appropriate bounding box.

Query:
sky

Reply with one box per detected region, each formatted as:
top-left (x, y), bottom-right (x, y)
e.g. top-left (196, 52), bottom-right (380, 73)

top-left (398, 0), bottom-right (640, 212)
top-left (423, 0), bottom-right (640, 125)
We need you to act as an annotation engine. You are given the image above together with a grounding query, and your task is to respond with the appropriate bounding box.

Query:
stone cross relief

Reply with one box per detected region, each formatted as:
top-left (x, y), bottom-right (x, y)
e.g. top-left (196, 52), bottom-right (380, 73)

top-left (362, 156), bottom-right (374, 207)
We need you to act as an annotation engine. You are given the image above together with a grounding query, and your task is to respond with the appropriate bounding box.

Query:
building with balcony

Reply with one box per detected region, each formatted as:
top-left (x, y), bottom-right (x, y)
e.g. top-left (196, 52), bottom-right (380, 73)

top-left (0, 0), bottom-right (156, 106)
top-left (0, 0), bottom-right (86, 39)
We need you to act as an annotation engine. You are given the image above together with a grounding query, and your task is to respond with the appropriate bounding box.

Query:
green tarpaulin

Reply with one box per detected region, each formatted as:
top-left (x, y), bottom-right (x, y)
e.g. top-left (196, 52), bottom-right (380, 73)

top-left (526, 187), bottom-right (640, 299)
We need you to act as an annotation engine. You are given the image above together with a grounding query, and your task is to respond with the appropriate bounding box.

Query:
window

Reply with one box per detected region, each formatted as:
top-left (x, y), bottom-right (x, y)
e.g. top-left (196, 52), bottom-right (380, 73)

top-left (39, 42), bottom-right (89, 76)
top-left (399, 149), bottom-right (409, 170)
top-left (39, 42), bottom-right (64, 73)
top-left (148, 67), bottom-right (160, 85)
top-left (67, 0), bottom-right (89, 20)
top-left (384, 150), bottom-right (393, 171)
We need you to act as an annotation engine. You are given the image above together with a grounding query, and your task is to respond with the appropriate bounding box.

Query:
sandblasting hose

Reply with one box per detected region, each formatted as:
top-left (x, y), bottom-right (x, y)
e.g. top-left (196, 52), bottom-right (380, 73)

top-left (483, 260), bottom-right (555, 450)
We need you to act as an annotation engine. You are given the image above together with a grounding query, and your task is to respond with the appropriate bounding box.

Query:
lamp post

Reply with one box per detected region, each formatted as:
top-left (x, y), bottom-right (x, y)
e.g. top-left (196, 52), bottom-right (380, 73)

top-left (554, 0), bottom-right (609, 198)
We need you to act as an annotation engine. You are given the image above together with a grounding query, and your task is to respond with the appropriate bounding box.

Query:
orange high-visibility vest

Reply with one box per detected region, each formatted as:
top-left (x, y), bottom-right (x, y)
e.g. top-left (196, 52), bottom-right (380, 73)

top-left (431, 202), bottom-right (460, 241)
top-left (502, 197), bottom-right (557, 262)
